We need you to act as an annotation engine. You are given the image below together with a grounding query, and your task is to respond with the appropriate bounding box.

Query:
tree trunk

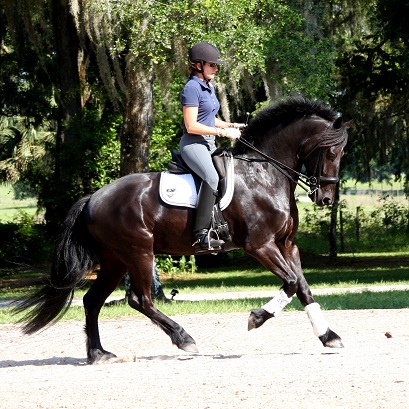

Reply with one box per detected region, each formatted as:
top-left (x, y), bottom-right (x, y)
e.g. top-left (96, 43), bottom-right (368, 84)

top-left (44, 0), bottom-right (86, 233)
top-left (118, 59), bottom-right (159, 298)
top-left (120, 59), bottom-right (153, 175)
top-left (51, 0), bottom-right (83, 129)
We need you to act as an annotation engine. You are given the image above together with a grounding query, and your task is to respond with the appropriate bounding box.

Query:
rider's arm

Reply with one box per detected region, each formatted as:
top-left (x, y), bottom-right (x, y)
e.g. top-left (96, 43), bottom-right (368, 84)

top-left (183, 106), bottom-right (236, 136)
top-left (183, 106), bottom-right (219, 135)
top-left (215, 118), bottom-right (233, 129)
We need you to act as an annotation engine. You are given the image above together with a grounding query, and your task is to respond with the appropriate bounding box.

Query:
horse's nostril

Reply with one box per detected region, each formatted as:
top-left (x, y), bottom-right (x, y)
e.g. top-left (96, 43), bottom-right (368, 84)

top-left (322, 197), bottom-right (332, 205)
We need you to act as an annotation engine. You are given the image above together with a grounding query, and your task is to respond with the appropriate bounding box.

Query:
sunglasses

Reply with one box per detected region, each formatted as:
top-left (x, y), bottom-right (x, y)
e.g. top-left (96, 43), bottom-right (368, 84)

top-left (207, 63), bottom-right (218, 68)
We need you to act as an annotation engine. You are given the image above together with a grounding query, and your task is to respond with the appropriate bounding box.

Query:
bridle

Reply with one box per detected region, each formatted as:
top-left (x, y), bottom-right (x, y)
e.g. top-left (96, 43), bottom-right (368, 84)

top-left (237, 123), bottom-right (347, 195)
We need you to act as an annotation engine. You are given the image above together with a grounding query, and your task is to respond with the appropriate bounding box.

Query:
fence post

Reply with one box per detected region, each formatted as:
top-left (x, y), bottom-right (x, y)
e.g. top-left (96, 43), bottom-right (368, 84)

top-left (340, 209), bottom-right (345, 252)
top-left (355, 206), bottom-right (360, 241)
top-left (329, 183), bottom-right (340, 261)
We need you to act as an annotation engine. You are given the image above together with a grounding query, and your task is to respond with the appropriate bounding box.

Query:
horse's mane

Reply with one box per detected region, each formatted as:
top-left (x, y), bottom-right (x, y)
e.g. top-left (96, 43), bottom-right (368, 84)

top-left (233, 96), bottom-right (338, 155)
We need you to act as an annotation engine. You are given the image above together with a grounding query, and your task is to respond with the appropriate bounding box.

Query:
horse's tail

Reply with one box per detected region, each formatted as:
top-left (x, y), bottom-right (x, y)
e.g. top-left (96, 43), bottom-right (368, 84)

top-left (13, 194), bottom-right (98, 334)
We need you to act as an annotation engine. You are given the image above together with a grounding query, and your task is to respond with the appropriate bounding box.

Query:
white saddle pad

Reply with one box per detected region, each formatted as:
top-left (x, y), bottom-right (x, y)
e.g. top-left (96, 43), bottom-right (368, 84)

top-left (159, 155), bottom-right (234, 210)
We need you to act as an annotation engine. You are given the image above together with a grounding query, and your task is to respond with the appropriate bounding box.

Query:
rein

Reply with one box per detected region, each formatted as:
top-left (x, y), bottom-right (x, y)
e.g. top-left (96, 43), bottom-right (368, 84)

top-left (237, 137), bottom-right (319, 194)
top-left (237, 124), bottom-right (346, 195)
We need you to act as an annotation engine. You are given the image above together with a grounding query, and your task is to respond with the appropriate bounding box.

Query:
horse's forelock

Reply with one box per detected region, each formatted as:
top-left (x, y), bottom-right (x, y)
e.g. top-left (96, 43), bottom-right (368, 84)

top-left (318, 126), bottom-right (349, 149)
top-left (235, 97), bottom-right (338, 155)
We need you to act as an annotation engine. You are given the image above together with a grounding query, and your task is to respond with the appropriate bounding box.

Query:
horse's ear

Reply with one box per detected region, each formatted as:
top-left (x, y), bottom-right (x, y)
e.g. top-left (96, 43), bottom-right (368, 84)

top-left (332, 116), bottom-right (343, 129)
top-left (333, 117), bottom-right (353, 130)
top-left (343, 119), bottom-right (353, 129)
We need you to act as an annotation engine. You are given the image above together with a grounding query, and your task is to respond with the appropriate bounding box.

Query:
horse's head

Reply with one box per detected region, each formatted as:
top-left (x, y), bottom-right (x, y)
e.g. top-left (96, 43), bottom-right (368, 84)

top-left (234, 98), bottom-right (352, 206)
top-left (303, 117), bottom-right (352, 206)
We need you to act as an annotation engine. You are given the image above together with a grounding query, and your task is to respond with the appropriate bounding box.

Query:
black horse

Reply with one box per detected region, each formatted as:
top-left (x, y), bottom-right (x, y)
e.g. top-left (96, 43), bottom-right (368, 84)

top-left (14, 96), bottom-right (351, 364)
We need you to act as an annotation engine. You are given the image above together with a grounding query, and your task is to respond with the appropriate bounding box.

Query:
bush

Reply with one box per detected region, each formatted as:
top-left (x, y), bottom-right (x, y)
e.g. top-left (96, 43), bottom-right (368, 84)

top-left (155, 255), bottom-right (197, 276)
top-left (298, 195), bottom-right (409, 254)
top-left (0, 211), bottom-right (52, 268)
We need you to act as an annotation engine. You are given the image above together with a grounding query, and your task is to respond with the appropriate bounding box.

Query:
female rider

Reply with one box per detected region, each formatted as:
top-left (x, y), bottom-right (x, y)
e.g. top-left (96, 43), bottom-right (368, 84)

top-left (180, 42), bottom-right (244, 252)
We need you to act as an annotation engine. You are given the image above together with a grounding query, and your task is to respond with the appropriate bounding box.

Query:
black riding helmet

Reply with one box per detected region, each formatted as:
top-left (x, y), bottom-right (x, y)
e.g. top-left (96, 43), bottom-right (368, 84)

top-left (188, 42), bottom-right (224, 74)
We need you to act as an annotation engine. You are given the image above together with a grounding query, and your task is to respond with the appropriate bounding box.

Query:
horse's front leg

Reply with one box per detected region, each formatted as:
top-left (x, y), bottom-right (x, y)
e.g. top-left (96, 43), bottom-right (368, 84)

top-left (247, 288), bottom-right (292, 330)
top-left (296, 273), bottom-right (344, 348)
top-left (246, 242), bottom-right (299, 330)
top-left (247, 242), bottom-right (343, 348)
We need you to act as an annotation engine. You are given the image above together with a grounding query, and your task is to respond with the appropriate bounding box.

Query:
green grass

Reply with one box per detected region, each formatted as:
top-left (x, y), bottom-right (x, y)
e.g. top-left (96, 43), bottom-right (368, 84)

top-left (0, 185), bottom-right (38, 222)
top-left (157, 257), bottom-right (409, 295)
top-left (4, 256), bottom-right (407, 300)
top-left (296, 178), bottom-right (408, 212)
top-left (341, 178), bottom-right (405, 191)
top-left (2, 290), bottom-right (408, 325)
top-left (1, 255), bottom-right (409, 325)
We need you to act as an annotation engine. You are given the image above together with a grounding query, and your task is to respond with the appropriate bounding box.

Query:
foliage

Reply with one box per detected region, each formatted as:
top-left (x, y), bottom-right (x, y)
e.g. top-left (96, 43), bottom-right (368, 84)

top-left (149, 77), bottom-right (184, 172)
top-left (298, 195), bottom-right (409, 254)
top-left (0, 5), bottom-right (56, 124)
top-left (0, 212), bottom-right (51, 267)
top-left (32, 108), bottom-right (121, 228)
top-left (0, 116), bottom-right (54, 184)
top-left (0, 0), bottom-right (342, 228)
top-left (12, 182), bottom-right (37, 200)
top-left (86, 0), bottom-right (338, 133)
top-left (330, 0), bottom-right (409, 188)
top-left (2, 0), bottom-right (409, 262)
top-left (76, 109), bottom-right (122, 190)
top-left (155, 255), bottom-right (197, 276)
top-left (338, 196), bottom-right (408, 237)
top-left (302, 205), bottom-right (332, 236)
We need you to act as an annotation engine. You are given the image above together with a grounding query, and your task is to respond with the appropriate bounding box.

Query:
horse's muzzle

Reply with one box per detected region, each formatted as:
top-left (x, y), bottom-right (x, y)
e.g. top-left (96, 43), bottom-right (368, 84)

top-left (321, 196), bottom-right (333, 205)
top-left (308, 187), bottom-right (334, 207)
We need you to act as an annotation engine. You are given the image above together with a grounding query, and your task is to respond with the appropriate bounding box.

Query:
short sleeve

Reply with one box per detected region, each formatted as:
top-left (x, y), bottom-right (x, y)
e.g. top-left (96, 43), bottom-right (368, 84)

top-left (181, 82), bottom-right (200, 107)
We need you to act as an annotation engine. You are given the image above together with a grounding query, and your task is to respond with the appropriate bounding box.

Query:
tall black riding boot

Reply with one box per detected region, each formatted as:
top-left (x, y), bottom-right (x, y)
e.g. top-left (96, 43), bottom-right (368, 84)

top-left (193, 181), bottom-right (225, 252)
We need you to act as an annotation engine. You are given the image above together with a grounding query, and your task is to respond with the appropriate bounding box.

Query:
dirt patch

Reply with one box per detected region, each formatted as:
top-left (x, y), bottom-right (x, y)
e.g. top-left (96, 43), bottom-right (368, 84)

top-left (1, 309), bottom-right (408, 408)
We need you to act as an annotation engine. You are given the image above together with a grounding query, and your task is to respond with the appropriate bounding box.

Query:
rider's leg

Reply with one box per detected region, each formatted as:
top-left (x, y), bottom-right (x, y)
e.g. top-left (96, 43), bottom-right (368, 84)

top-left (193, 180), bottom-right (225, 250)
top-left (180, 141), bottom-right (224, 250)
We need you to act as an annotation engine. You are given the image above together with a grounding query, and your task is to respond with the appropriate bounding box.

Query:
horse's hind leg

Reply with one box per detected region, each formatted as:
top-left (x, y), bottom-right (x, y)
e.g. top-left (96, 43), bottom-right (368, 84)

top-left (83, 258), bottom-right (126, 364)
top-left (128, 290), bottom-right (198, 353)
top-left (126, 257), bottom-right (198, 353)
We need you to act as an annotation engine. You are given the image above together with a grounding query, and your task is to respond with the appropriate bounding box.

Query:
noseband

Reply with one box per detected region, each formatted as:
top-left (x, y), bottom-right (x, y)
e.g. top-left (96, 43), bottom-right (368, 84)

top-left (238, 123), bottom-right (347, 195)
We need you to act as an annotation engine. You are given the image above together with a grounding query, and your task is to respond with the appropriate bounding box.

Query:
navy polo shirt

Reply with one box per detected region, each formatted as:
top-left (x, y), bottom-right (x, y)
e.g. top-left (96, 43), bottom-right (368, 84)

top-left (180, 75), bottom-right (220, 133)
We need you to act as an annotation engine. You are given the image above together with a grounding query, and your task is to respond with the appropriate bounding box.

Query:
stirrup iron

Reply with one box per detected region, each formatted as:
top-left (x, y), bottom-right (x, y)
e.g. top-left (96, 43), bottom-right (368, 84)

top-left (193, 228), bottom-right (224, 253)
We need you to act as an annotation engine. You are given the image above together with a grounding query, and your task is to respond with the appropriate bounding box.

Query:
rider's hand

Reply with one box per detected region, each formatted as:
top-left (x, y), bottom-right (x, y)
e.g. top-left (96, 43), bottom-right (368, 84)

top-left (231, 123), bottom-right (246, 130)
top-left (223, 128), bottom-right (241, 140)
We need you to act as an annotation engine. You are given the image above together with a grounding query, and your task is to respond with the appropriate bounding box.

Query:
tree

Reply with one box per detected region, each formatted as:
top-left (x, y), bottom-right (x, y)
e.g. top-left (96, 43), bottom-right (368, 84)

top-left (302, 0), bottom-right (409, 255)
top-left (0, 116), bottom-right (53, 184)
top-left (0, 0), bottom-right (90, 232)
top-left (1, 0), bottom-right (339, 237)
top-left (334, 0), bottom-right (409, 186)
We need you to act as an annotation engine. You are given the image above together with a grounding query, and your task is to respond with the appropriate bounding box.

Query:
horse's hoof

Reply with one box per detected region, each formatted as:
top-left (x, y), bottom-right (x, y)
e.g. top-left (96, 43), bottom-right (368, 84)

top-left (248, 309), bottom-right (274, 330)
top-left (319, 328), bottom-right (344, 348)
top-left (181, 342), bottom-right (199, 353)
top-left (87, 349), bottom-right (117, 364)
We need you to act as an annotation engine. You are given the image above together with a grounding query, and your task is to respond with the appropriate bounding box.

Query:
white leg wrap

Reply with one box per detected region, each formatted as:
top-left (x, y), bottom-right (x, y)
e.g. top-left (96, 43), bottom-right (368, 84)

top-left (305, 302), bottom-right (329, 337)
top-left (261, 289), bottom-right (292, 316)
